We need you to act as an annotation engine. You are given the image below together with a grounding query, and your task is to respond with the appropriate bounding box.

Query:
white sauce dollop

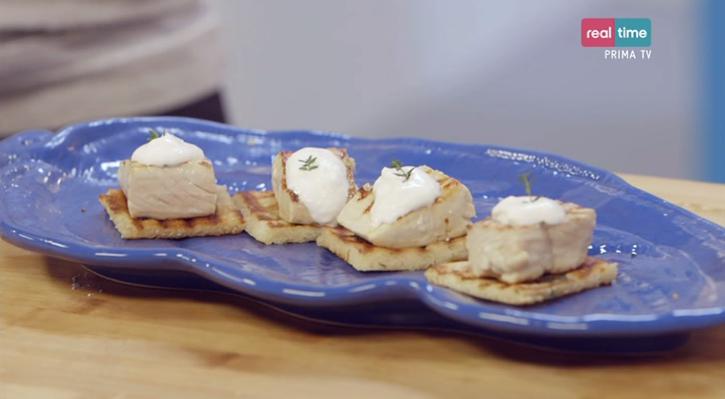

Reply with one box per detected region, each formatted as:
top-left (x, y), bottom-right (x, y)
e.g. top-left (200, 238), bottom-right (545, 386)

top-left (370, 166), bottom-right (441, 227)
top-left (131, 133), bottom-right (206, 166)
top-left (285, 147), bottom-right (350, 225)
top-left (491, 196), bottom-right (566, 226)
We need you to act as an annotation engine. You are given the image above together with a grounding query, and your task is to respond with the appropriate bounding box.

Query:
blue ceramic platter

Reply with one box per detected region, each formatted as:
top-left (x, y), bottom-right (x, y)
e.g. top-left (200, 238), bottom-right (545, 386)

top-left (1, 117), bottom-right (724, 338)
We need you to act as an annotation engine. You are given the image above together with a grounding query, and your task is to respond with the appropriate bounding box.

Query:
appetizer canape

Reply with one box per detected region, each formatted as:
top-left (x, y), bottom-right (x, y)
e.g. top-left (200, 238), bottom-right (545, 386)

top-left (317, 161), bottom-right (476, 271)
top-left (99, 131), bottom-right (245, 239)
top-left (234, 147), bottom-right (356, 244)
top-left (426, 186), bottom-right (617, 305)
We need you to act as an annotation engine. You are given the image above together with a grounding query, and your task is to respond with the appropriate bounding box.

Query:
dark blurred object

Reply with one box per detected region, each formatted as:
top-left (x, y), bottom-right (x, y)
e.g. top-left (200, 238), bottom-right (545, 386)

top-left (163, 92), bottom-right (226, 123)
top-left (0, 0), bottom-right (223, 136)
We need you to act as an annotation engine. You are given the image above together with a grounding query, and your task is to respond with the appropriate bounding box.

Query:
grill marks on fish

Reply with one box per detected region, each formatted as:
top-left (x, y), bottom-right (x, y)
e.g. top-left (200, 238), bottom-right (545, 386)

top-left (279, 151), bottom-right (300, 204)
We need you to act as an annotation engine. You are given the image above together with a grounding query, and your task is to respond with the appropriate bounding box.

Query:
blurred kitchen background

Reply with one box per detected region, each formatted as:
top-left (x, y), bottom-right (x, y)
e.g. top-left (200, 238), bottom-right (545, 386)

top-left (0, 0), bottom-right (722, 182)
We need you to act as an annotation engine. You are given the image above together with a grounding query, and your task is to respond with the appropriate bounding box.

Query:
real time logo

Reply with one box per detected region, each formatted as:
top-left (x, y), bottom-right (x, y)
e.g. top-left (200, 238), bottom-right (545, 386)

top-left (581, 18), bottom-right (651, 60)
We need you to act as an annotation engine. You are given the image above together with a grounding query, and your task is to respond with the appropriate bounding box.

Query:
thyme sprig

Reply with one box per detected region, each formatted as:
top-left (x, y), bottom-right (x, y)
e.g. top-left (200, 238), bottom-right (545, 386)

top-left (148, 128), bottom-right (162, 141)
top-left (299, 155), bottom-right (319, 171)
top-left (391, 160), bottom-right (414, 181)
top-left (519, 172), bottom-right (540, 201)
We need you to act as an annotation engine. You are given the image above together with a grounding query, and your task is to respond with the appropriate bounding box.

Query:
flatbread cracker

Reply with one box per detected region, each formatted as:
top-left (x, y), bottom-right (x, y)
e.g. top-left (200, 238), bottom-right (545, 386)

top-left (316, 226), bottom-right (467, 271)
top-left (425, 258), bottom-right (618, 305)
top-left (99, 186), bottom-right (245, 239)
top-left (234, 191), bottom-right (322, 244)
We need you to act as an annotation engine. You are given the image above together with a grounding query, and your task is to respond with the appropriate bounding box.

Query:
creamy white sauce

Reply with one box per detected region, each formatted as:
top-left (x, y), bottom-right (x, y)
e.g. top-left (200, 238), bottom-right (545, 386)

top-left (285, 147), bottom-right (350, 224)
top-left (131, 133), bottom-right (205, 166)
top-left (491, 196), bottom-right (566, 226)
top-left (370, 166), bottom-right (441, 226)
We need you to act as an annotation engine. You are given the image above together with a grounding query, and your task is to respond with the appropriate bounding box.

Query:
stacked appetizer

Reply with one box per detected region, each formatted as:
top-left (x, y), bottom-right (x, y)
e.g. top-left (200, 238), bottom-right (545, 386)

top-left (234, 147), bottom-right (357, 244)
top-left (99, 131), bottom-right (245, 239)
top-left (426, 190), bottom-right (618, 305)
top-left (317, 161), bottom-right (476, 271)
top-left (99, 131), bottom-right (618, 306)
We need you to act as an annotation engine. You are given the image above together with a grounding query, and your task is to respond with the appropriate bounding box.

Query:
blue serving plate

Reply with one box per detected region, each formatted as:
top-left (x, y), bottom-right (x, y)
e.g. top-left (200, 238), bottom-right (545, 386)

top-left (1, 117), bottom-right (724, 338)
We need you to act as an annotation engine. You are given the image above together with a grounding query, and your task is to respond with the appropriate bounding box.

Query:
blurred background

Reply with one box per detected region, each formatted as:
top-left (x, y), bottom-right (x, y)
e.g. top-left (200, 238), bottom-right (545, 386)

top-left (0, 0), bottom-right (722, 182)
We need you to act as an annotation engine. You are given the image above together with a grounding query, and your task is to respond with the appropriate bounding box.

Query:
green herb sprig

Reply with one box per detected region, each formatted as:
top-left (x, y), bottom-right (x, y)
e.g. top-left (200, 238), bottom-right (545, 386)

top-left (299, 155), bottom-right (319, 171)
top-left (391, 160), bottom-right (414, 181)
top-left (148, 128), bottom-right (162, 141)
top-left (519, 172), bottom-right (540, 201)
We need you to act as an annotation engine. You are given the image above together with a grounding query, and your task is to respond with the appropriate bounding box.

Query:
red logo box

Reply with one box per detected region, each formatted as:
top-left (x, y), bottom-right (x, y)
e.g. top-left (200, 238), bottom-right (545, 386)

top-left (582, 18), bottom-right (615, 47)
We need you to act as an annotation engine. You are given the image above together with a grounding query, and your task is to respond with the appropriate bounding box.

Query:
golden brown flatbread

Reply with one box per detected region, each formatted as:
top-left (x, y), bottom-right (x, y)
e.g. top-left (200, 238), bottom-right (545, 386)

top-left (316, 226), bottom-right (467, 272)
top-left (425, 257), bottom-right (618, 305)
top-left (233, 191), bottom-right (322, 244)
top-left (99, 187), bottom-right (245, 239)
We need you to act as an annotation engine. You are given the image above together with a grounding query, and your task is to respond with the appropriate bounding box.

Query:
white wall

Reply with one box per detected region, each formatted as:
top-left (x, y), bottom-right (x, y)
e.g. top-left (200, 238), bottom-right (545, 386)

top-left (213, 0), bottom-right (698, 179)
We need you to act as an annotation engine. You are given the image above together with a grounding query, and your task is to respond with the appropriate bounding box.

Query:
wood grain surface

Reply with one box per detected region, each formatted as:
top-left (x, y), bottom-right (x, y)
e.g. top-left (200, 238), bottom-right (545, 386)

top-left (1, 174), bottom-right (724, 399)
